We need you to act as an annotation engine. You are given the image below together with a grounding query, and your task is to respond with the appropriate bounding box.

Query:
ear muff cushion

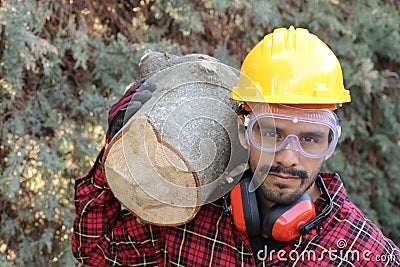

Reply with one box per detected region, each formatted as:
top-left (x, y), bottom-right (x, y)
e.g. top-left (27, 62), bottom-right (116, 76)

top-left (261, 203), bottom-right (287, 239)
top-left (261, 194), bottom-right (314, 241)
top-left (230, 183), bottom-right (247, 234)
top-left (239, 179), bottom-right (260, 237)
top-left (230, 178), bottom-right (260, 236)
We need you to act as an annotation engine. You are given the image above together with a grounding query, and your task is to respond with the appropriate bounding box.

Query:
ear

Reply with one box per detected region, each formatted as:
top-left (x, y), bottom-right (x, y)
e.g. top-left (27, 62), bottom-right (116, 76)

top-left (324, 150), bottom-right (335, 161)
top-left (237, 114), bottom-right (248, 149)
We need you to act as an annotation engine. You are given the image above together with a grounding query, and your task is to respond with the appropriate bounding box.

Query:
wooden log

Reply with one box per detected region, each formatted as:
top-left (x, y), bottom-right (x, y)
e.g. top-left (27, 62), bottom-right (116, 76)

top-left (103, 51), bottom-right (248, 226)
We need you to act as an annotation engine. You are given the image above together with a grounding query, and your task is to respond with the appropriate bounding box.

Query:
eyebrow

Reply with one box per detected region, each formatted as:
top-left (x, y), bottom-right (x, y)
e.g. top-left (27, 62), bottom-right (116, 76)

top-left (256, 121), bottom-right (276, 131)
top-left (257, 122), bottom-right (328, 138)
top-left (298, 131), bottom-right (327, 139)
top-left (254, 116), bottom-right (329, 135)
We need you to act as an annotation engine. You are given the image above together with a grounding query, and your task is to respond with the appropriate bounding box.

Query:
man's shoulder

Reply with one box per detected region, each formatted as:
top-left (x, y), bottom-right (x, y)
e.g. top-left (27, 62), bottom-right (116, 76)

top-left (317, 199), bottom-right (399, 263)
top-left (315, 173), bottom-right (400, 261)
top-left (180, 199), bottom-right (231, 231)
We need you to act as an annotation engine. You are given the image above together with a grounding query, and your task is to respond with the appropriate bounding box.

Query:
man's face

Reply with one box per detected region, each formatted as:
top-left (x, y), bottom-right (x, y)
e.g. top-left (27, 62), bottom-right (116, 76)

top-left (243, 103), bottom-right (335, 205)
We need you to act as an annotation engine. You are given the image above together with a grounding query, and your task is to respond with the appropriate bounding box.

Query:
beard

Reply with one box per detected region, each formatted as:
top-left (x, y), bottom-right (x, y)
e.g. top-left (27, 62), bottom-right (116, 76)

top-left (255, 164), bottom-right (320, 205)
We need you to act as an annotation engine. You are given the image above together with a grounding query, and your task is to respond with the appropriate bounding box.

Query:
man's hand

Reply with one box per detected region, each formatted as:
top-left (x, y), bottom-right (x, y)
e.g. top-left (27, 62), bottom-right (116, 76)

top-left (107, 78), bottom-right (157, 143)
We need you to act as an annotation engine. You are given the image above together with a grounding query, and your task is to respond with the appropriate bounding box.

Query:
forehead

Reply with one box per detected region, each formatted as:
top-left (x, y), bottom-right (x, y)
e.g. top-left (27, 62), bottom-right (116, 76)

top-left (247, 103), bottom-right (314, 116)
top-left (246, 102), bottom-right (337, 132)
top-left (246, 102), bottom-right (337, 113)
top-left (246, 103), bottom-right (336, 122)
top-left (248, 103), bottom-right (316, 117)
top-left (255, 116), bottom-right (330, 135)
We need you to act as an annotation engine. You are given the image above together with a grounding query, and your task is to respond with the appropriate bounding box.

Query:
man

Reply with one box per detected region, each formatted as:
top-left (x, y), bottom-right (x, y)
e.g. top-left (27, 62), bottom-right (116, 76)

top-left (72, 27), bottom-right (400, 266)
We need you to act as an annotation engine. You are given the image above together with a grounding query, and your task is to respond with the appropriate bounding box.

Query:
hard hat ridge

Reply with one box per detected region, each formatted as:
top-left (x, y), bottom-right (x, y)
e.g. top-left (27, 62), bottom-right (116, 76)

top-left (270, 26), bottom-right (296, 55)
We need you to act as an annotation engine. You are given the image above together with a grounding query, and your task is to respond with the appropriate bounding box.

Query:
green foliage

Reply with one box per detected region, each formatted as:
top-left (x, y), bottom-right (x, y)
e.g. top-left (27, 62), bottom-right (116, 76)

top-left (0, 0), bottom-right (399, 265)
top-left (152, 0), bottom-right (204, 36)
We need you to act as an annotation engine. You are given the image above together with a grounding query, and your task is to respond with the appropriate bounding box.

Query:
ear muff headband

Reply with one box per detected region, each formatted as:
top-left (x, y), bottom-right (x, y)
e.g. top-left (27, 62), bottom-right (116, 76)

top-left (299, 175), bottom-right (333, 234)
top-left (240, 179), bottom-right (260, 237)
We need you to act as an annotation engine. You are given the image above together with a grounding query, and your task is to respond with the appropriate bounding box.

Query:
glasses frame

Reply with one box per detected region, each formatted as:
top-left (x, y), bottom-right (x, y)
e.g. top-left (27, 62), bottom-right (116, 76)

top-left (245, 105), bottom-right (341, 159)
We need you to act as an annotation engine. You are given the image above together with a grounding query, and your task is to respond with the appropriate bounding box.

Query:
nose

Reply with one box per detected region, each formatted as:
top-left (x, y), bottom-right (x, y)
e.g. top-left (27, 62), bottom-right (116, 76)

top-left (281, 138), bottom-right (299, 152)
top-left (274, 147), bottom-right (300, 168)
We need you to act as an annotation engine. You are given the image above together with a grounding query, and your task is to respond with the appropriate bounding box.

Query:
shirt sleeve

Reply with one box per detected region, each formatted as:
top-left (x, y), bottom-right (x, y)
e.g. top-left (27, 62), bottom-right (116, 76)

top-left (71, 147), bottom-right (163, 266)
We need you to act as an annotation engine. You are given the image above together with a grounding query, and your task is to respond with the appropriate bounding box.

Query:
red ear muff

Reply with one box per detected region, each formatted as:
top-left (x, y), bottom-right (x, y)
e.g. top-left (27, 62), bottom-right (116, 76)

top-left (230, 179), bottom-right (260, 237)
top-left (261, 194), bottom-right (316, 242)
top-left (229, 176), bottom-right (331, 241)
top-left (230, 182), bottom-right (246, 233)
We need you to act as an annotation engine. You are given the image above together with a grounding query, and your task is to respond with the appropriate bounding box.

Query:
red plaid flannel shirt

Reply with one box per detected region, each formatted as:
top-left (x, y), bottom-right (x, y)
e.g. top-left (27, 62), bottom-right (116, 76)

top-left (72, 148), bottom-right (400, 266)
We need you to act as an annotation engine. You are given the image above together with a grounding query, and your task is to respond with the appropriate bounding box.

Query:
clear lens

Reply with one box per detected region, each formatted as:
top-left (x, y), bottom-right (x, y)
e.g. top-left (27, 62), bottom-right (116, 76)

top-left (246, 106), bottom-right (340, 159)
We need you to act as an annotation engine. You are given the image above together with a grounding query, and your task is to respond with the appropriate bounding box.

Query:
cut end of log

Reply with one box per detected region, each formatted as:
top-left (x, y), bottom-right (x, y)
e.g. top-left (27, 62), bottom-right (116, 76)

top-left (104, 117), bottom-right (200, 226)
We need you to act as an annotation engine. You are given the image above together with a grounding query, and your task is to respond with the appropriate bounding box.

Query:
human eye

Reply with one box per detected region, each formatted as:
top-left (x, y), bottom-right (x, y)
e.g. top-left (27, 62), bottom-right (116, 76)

top-left (262, 131), bottom-right (277, 138)
top-left (299, 132), bottom-right (324, 144)
top-left (253, 127), bottom-right (277, 138)
top-left (252, 122), bottom-right (279, 141)
top-left (258, 124), bottom-right (278, 138)
top-left (301, 136), bottom-right (318, 143)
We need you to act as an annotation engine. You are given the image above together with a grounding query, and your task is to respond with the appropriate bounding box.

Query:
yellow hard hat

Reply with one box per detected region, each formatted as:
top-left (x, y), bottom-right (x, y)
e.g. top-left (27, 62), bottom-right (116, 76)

top-left (232, 26), bottom-right (351, 106)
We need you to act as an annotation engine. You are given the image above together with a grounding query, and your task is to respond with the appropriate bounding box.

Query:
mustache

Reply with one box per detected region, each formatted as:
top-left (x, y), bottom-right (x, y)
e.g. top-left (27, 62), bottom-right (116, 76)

top-left (259, 165), bottom-right (309, 179)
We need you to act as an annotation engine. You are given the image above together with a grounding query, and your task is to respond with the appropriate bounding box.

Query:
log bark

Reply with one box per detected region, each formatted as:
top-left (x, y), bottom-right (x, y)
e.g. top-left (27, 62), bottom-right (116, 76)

top-left (104, 51), bottom-right (247, 225)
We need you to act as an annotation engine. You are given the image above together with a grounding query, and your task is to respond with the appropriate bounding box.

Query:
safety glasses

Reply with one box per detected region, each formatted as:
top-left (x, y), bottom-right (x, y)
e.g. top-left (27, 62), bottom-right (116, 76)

top-left (245, 104), bottom-right (341, 159)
